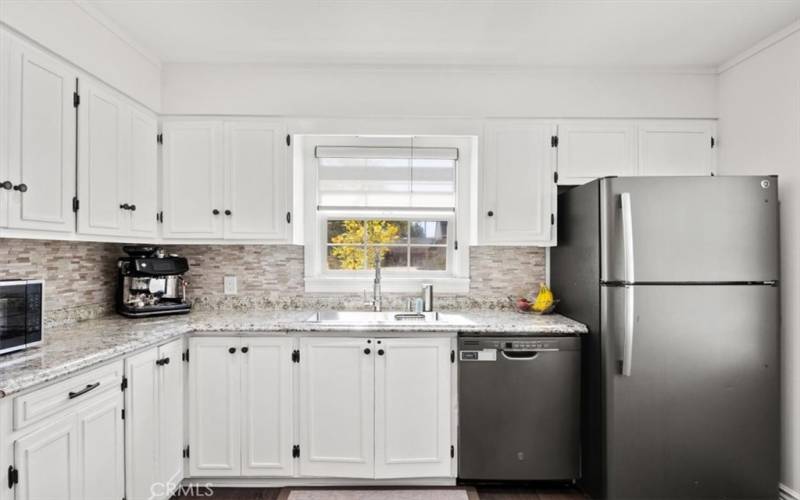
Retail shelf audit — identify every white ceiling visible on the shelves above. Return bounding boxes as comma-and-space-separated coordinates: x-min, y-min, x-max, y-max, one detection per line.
87, 0, 800, 69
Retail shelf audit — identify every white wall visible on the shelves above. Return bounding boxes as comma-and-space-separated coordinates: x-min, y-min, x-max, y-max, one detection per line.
718, 25, 800, 495
0, 0, 161, 111
162, 63, 717, 118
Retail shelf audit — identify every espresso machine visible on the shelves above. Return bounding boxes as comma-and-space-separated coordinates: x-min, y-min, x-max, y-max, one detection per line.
116, 246, 191, 317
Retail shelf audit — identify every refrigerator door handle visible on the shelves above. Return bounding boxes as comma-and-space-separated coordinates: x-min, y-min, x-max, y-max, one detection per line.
621, 285, 635, 376
620, 192, 635, 283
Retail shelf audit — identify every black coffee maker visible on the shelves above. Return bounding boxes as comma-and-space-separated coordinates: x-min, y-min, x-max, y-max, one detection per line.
116, 246, 191, 317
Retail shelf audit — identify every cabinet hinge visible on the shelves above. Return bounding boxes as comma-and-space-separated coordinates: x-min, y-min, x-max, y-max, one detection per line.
450, 445, 455, 458
454, 240, 458, 251
157, 211, 164, 224
157, 133, 163, 145
292, 445, 300, 458
450, 350, 455, 363
550, 135, 559, 148
183, 446, 190, 459
73, 91, 80, 108
553, 171, 559, 184
711, 136, 716, 148
286, 211, 292, 224
72, 197, 79, 212
7, 465, 18, 489
121, 408, 125, 420
286, 134, 291, 147
182, 349, 189, 362
120, 376, 128, 392
292, 350, 300, 363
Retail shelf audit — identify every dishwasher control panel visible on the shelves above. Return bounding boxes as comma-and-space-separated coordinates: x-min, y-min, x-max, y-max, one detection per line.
458, 336, 580, 361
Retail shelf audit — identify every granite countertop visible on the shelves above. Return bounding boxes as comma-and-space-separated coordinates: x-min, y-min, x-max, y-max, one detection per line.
0, 310, 587, 398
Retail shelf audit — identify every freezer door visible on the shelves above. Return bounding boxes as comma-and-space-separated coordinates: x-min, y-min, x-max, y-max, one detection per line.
601, 176, 779, 283
601, 284, 779, 500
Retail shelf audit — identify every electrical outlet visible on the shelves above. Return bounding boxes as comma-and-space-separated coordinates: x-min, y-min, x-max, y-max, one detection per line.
224, 276, 238, 295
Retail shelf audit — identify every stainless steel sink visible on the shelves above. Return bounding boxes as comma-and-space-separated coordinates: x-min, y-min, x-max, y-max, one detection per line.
306, 310, 441, 324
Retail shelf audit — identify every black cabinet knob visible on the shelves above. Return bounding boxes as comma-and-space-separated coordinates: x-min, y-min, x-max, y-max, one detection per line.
378, 349, 385, 356
163, 357, 169, 364
224, 209, 232, 216
0, 181, 11, 190
241, 346, 249, 353
213, 209, 220, 215
487, 210, 494, 217
120, 203, 130, 210
13, 183, 28, 193
228, 347, 236, 354
129, 204, 136, 211
364, 348, 371, 355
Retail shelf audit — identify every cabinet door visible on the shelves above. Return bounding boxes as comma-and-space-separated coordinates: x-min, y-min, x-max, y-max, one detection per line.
299, 337, 374, 478
188, 337, 240, 476
14, 415, 80, 500
128, 107, 159, 237
638, 120, 716, 176
77, 392, 125, 500
224, 120, 288, 240
241, 338, 294, 476
77, 81, 127, 236
125, 348, 159, 500
0, 30, 10, 228
557, 122, 637, 185
482, 120, 557, 245
162, 121, 224, 239
5, 36, 76, 232
158, 339, 185, 490
374, 338, 452, 478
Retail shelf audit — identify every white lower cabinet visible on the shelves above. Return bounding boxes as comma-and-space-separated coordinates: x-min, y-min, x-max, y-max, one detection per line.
125, 339, 184, 500
11, 363, 125, 500
188, 337, 294, 477
299, 337, 453, 479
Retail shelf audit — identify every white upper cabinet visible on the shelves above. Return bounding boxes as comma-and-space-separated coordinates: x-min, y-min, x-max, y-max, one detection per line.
3, 34, 76, 232
299, 337, 375, 478
224, 120, 288, 240
162, 119, 290, 242
556, 121, 637, 185
77, 80, 159, 238
374, 338, 452, 479
78, 82, 126, 236
638, 120, 716, 176
482, 120, 557, 246
162, 121, 225, 239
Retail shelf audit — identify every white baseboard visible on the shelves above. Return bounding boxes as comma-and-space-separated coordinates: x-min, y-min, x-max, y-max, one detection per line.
183, 477, 456, 488
780, 483, 800, 500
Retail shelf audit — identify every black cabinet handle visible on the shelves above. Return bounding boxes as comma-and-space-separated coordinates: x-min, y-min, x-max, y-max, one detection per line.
13, 183, 28, 193
487, 210, 494, 217
156, 357, 170, 366
364, 348, 371, 355
378, 349, 385, 356
286, 211, 291, 224
68, 382, 100, 399
229, 347, 236, 354
213, 209, 220, 215
224, 209, 232, 216
0, 181, 11, 190
241, 346, 249, 353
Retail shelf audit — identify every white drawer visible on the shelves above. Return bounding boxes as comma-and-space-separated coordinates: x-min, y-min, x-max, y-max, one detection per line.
14, 360, 124, 430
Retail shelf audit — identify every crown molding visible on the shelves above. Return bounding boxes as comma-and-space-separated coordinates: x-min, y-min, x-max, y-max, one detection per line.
718, 18, 800, 74
72, 0, 162, 70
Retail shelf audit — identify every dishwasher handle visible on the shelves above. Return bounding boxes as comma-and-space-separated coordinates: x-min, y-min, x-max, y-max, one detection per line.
501, 349, 558, 360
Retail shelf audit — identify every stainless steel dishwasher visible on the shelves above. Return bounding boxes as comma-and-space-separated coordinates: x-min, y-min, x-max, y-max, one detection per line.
458, 336, 581, 481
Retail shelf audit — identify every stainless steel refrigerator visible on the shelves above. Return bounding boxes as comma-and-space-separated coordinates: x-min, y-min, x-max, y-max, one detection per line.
551, 176, 780, 500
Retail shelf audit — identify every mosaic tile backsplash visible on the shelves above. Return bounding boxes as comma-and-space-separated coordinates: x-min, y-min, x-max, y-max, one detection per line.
1, 239, 546, 324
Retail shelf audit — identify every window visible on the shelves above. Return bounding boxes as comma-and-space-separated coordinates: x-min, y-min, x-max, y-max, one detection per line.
302, 135, 472, 293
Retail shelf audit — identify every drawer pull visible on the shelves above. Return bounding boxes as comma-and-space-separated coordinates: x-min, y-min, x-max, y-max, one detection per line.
68, 382, 100, 400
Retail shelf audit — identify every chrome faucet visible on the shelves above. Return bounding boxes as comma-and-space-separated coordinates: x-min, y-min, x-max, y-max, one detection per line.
365, 251, 383, 312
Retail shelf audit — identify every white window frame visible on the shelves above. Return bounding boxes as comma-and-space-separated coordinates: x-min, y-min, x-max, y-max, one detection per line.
303, 135, 472, 294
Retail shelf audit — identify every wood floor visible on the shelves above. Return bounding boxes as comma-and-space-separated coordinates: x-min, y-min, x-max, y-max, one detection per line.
173, 485, 587, 499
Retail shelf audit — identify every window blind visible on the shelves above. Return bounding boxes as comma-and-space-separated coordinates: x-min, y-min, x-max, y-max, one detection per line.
315, 146, 458, 210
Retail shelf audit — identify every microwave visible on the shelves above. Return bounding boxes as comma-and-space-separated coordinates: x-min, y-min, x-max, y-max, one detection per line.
0, 280, 43, 355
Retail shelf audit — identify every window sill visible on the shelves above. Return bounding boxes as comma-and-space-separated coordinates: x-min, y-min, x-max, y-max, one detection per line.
304, 276, 470, 294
